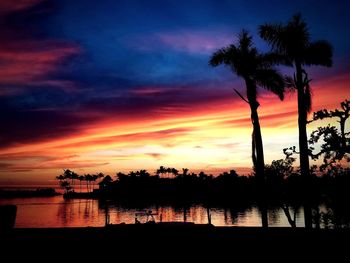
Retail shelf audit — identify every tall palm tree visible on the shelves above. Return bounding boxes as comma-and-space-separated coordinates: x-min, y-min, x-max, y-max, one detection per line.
210, 30, 285, 228
259, 14, 333, 228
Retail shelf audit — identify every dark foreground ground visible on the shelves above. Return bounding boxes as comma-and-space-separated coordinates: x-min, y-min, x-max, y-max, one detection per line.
1, 224, 349, 260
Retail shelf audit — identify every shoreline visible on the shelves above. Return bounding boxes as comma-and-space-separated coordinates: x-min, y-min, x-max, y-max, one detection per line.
0, 188, 60, 198
2, 224, 349, 255
4, 224, 350, 240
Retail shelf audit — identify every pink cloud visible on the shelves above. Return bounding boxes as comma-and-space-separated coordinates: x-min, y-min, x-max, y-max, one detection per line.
130, 87, 166, 96
0, 40, 80, 89
0, 0, 44, 14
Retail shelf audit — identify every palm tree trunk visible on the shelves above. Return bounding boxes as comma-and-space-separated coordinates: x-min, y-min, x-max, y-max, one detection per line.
252, 130, 257, 168
340, 117, 346, 150
251, 108, 265, 181
249, 98, 268, 228
296, 62, 312, 229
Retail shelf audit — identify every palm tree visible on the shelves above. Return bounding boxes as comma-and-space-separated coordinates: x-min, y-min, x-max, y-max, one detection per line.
166, 167, 172, 178
84, 174, 92, 193
56, 174, 64, 183
182, 168, 189, 177
91, 174, 99, 191
139, 170, 150, 178
157, 166, 166, 178
171, 168, 179, 178
259, 13, 333, 228
210, 30, 285, 228
78, 175, 84, 193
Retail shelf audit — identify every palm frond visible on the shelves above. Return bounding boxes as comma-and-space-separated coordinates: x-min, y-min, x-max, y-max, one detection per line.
259, 23, 284, 52
255, 69, 285, 100
284, 75, 297, 90
287, 13, 310, 49
233, 88, 249, 104
304, 83, 312, 113
303, 72, 313, 113
259, 52, 292, 67
209, 48, 228, 66
260, 13, 311, 61
303, 40, 333, 67
238, 29, 253, 50
209, 45, 238, 66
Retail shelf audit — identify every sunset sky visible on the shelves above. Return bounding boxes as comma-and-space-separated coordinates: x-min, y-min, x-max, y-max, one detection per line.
0, 0, 349, 185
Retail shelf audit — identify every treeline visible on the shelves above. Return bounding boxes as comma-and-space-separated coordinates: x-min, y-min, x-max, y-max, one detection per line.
56, 99, 350, 208
56, 169, 105, 194
56, 164, 350, 206
0, 188, 59, 198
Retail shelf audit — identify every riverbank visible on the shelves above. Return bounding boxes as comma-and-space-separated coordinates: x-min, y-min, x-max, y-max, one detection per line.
2, 224, 349, 257
0, 188, 60, 198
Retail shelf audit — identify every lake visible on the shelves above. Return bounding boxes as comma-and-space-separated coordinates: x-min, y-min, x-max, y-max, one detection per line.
0, 195, 313, 228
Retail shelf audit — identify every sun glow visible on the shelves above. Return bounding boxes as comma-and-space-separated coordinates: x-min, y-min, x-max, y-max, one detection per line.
1, 72, 349, 184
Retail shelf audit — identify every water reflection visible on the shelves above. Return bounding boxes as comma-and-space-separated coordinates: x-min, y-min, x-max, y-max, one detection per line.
0, 196, 349, 228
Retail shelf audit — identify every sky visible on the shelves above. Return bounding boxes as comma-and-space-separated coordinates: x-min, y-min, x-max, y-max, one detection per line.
0, 0, 349, 185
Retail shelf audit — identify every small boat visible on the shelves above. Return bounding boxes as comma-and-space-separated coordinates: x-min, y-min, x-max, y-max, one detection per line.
134, 210, 158, 224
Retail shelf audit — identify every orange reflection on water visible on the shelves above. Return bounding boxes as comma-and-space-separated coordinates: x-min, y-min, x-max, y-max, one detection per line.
0, 196, 308, 228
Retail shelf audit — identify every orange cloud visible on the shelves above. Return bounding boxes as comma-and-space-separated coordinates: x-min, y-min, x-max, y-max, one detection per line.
0, 72, 349, 184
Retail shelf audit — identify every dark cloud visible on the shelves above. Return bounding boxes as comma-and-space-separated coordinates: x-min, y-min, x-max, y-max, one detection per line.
146, 153, 165, 160
0, 103, 94, 147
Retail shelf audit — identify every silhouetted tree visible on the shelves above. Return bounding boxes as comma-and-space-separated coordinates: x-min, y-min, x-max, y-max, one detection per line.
182, 168, 189, 177
139, 170, 150, 178
116, 172, 127, 181
56, 171, 75, 194
210, 30, 285, 183
84, 174, 93, 193
171, 168, 179, 178
210, 30, 285, 227
59, 180, 72, 194
78, 175, 84, 193
56, 174, 64, 183
99, 175, 113, 189
259, 13, 333, 228
156, 166, 166, 178
309, 99, 350, 170
265, 155, 298, 228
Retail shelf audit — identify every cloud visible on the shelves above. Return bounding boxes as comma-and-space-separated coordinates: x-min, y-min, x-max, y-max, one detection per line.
146, 153, 166, 160
0, 81, 233, 149
130, 87, 168, 96
123, 29, 233, 55
52, 127, 193, 150
156, 30, 233, 54
0, 0, 45, 15
0, 163, 12, 169
0, 160, 109, 172
0, 0, 81, 95
0, 40, 80, 88
0, 106, 94, 148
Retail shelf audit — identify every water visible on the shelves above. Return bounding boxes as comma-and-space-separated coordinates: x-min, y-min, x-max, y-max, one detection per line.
0, 196, 310, 228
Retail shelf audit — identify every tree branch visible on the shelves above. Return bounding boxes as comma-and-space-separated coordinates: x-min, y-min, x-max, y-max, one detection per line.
233, 88, 249, 104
